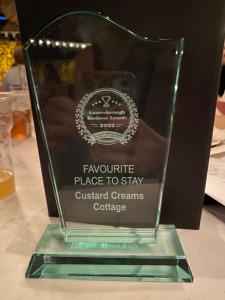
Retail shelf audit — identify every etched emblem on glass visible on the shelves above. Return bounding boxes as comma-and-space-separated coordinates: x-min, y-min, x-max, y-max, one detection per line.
75, 88, 139, 145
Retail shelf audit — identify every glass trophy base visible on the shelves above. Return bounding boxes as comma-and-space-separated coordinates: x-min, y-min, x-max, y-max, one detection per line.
26, 224, 193, 282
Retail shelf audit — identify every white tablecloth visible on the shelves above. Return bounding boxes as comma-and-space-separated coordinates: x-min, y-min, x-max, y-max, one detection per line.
0, 137, 225, 300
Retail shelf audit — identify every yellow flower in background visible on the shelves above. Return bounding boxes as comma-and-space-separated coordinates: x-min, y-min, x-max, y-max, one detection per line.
0, 41, 21, 82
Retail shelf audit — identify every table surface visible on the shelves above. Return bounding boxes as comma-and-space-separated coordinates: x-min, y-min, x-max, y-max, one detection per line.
0, 137, 225, 300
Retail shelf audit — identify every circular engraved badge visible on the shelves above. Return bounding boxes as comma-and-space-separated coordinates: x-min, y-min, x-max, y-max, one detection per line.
75, 88, 139, 145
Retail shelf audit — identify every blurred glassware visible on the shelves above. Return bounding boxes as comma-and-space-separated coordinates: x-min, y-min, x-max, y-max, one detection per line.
8, 86, 32, 145
217, 99, 225, 115
0, 94, 15, 200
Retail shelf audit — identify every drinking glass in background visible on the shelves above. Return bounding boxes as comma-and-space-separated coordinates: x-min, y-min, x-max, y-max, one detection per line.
212, 94, 225, 144
217, 96, 225, 116
0, 95, 15, 200
9, 86, 32, 145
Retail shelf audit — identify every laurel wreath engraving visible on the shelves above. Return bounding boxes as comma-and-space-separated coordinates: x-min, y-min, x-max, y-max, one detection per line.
75, 88, 139, 145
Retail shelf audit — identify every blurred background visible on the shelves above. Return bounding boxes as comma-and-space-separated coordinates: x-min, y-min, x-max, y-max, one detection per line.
0, 0, 20, 84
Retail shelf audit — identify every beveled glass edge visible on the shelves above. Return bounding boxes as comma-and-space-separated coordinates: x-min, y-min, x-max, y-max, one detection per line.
34, 224, 186, 257
155, 38, 184, 235
23, 51, 66, 230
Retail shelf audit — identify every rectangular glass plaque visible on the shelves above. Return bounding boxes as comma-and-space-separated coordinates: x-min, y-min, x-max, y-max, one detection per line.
23, 11, 193, 282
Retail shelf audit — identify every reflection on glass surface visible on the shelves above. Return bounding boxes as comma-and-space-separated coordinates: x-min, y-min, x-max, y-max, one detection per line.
24, 12, 183, 237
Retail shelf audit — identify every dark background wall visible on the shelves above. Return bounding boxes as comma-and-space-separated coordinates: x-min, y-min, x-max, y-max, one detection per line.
16, 0, 225, 229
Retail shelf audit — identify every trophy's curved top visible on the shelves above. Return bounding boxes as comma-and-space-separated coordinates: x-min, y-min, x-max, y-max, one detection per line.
24, 10, 184, 49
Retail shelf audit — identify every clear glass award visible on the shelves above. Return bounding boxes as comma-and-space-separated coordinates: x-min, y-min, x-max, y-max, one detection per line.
24, 11, 193, 282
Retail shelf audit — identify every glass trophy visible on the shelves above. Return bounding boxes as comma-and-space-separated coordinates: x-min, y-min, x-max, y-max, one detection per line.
24, 11, 193, 282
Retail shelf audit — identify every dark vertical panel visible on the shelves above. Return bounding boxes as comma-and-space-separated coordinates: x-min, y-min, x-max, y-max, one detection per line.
16, 0, 225, 228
